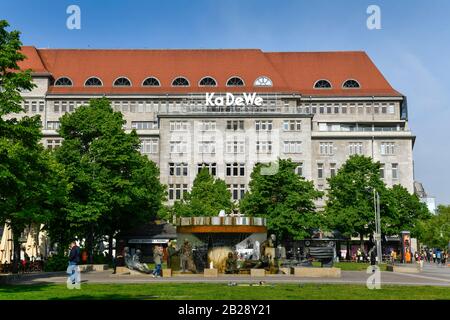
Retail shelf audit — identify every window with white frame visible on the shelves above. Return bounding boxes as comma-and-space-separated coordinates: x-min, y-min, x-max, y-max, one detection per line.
319, 142, 334, 155
168, 184, 188, 200
256, 141, 272, 153
197, 163, 217, 176
317, 163, 324, 179
46, 139, 62, 150
140, 138, 158, 154
169, 141, 187, 153
255, 120, 272, 131
226, 163, 245, 177
391, 163, 399, 180
283, 120, 301, 131
131, 121, 157, 130
169, 121, 188, 131
283, 141, 302, 154
227, 184, 246, 201
169, 162, 188, 176
349, 142, 363, 155
380, 142, 395, 155
379, 164, 385, 179
295, 162, 303, 177
226, 140, 245, 154
198, 141, 216, 154
330, 163, 337, 177
226, 120, 244, 131
46, 121, 61, 130
199, 120, 216, 131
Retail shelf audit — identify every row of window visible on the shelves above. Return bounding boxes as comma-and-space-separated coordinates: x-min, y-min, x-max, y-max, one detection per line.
169, 162, 246, 177
169, 120, 301, 132
53, 76, 361, 90
317, 162, 400, 180
167, 183, 245, 201
319, 142, 396, 156
298, 103, 395, 115
314, 79, 360, 89
54, 76, 272, 88
44, 121, 158, 131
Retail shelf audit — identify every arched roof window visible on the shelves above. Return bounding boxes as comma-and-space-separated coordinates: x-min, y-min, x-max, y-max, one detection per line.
54, 77, 73, 86
342, 79, 360, 88
254, 76, 273, 87
84, 77, 103, 86
142, 77, 160, 86
199, 77, 217, 87
226, 76, 244, 87
314, 79, 332, 89
113, 77, 131, 86
172, 77, 190, 86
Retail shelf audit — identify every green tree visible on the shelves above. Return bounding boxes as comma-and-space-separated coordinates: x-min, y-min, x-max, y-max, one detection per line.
384, 184, 431, 237
417, 205, 449, 249
240, 159, 323, 241
54, 98, 165, 261
171, 168, 233, 217
324, 155, 387, 249
0, 20, 69, 272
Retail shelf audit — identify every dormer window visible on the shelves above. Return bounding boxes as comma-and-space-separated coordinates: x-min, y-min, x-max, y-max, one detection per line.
343, 79, 360, 88
254, 76, 273, 87
113, 77, 131, 87
54, 77, 73, 86
142, 77, 160, 86
172, 77, 190, 86
84, 77, 103, 86
314, 79, 332, 89
226, 77, 244, 87
199, 77, 217, 87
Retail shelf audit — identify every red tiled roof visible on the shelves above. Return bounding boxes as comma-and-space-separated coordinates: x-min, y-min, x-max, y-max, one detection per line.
18, 46, 401, 97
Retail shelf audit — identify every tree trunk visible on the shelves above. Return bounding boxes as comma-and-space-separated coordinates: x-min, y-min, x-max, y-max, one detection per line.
108, 234, 113, 261
346, 241, 351, 260
11, 227, 21, 274
360, 234, 365, 252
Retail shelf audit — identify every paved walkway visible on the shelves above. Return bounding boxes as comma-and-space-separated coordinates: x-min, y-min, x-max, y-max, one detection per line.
8, 264, 450, 287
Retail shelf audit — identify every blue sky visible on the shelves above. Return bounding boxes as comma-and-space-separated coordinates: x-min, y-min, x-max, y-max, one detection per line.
1, 0, 449, 204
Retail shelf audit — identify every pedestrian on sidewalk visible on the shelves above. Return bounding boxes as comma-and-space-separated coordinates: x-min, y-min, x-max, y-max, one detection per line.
152, 245, 163, 278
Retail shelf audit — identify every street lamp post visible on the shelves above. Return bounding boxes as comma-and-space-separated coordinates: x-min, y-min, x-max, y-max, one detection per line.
373, 189, 382, 264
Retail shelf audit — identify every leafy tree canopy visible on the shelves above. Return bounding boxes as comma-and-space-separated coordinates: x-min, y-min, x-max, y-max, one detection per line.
240, 159, 323, 241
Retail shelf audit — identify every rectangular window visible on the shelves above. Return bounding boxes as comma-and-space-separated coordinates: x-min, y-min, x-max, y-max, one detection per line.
169, 121, 188, 131
319, 142, 334, 155
197, 163, 217, 176
199, 120, 216, 131
169, 163, 188, 176
169, 141, 187, 153
255, 120, 272, 131
46, 139, 62, 150
226, 163, 245, 177
168, 184, 188, 200
46, 121, 61, 130
198, 141, 216, 154
283, 141, 302, 154
348, 142, 363, 155
295, 162, 303, 177
131, 121, 157, 130
282, 120, 301, 131
392, 163, 399, 180
140, 138, 158, 154
380, 142, 395, 155
226, 120, 244, 131
380, 164, 385, 179
330, 163, 337, 178
227, 184, 246, 201
256, 141, 272, 153
226, 140, 245, 154
317, 163, 324, 179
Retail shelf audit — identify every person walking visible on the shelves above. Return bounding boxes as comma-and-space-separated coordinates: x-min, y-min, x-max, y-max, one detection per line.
152, 245, 163, 278
68, 241, 80, 285
436, 250, 442, 265
432, 250, 436, 263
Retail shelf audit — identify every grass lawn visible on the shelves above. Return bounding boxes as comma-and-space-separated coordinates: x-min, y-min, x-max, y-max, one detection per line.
0, 283, 448, 300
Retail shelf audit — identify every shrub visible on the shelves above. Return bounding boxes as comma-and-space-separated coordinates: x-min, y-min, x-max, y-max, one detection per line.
44, 253, 68, 272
